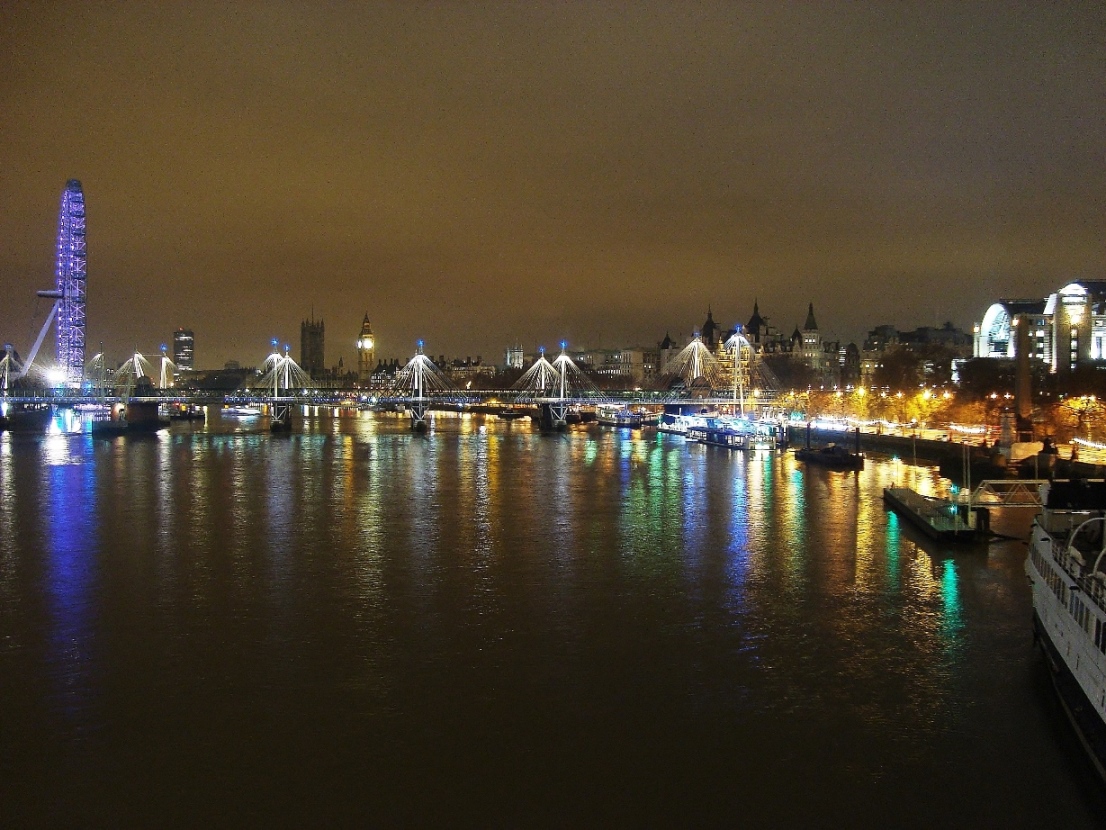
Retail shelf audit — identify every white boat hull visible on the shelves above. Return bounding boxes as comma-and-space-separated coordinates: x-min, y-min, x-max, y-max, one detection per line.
1026, 498, 1106, 780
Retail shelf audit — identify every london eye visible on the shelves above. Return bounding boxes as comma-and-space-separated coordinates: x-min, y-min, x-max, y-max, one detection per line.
53, 179, 87, 387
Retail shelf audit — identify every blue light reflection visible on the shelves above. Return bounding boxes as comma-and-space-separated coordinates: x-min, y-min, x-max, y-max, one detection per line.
42, 451, 99, 724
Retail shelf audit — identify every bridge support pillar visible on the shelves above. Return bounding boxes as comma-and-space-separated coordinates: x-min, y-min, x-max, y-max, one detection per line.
409, 398, 430, 432
537, 402, 568, 431
270, 399, 293, 433
547, 401, 569, 431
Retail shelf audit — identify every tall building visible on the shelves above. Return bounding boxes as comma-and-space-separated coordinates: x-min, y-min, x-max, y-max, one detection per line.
504, 344, 524, 370
800, 302, 825, 372
744, 299, 785, 352
700, 307, 720, 350
301, 316, 325, 378
357, 314, 375, 383
172, 327, 194, 371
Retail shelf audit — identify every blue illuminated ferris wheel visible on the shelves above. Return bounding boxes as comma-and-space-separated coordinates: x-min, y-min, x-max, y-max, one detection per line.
53, 180, 87, 387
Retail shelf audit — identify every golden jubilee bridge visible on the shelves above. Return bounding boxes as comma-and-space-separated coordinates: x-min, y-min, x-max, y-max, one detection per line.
2, 179, 779, 432
0, 335, 781, 433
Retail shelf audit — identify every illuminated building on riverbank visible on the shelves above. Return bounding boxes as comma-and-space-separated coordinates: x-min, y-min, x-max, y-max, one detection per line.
976, 280, 1106, 374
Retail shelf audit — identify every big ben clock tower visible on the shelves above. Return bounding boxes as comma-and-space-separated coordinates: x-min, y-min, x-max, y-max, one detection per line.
357, 314, 375, 384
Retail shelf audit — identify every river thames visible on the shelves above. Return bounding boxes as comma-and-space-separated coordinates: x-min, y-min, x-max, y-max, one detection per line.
2, 411, 1105, 826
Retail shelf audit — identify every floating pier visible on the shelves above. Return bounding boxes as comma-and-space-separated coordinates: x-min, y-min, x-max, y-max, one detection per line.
883, 487, 983, 543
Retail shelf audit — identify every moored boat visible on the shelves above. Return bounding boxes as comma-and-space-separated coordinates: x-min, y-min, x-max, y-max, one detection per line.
91, 412, 170, 438
795, 443, 864, 470
658, 413, 708, 436
91, 416, 130, 438
1026, 479, 1106, 781
167, 403, 205, 421
596, 404, 642, 428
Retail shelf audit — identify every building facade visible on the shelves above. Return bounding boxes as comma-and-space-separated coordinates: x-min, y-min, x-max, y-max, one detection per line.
975, 281, 1106, 374
504, 345, 525, 370
300, 316, 325, 379
445, 356, 496, 385
172, 328, 194, 372
859, 321, 972, 388
799, 303, 825, 373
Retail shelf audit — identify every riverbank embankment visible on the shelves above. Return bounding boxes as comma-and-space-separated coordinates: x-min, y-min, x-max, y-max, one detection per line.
786, 425, 1106, 482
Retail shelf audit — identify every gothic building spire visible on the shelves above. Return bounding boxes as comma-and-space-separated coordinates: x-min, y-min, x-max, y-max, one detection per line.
747, 298, 766, 336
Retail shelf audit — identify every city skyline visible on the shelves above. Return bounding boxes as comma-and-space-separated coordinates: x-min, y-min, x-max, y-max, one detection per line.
1, 3, 1103, 368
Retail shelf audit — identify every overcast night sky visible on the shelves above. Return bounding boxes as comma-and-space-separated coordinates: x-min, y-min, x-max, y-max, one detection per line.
1, 2, 1103, 369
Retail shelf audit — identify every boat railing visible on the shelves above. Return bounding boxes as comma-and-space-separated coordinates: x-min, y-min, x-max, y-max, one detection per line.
1054, 540, 1087, 579
1039, 508, 1104, 538
1080, 571, 1106, 612
1044, 511, 1106, 613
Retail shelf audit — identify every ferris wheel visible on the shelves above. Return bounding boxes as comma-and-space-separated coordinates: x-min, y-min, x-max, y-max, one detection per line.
53, 180, 87, 388
9, 180, 88, 389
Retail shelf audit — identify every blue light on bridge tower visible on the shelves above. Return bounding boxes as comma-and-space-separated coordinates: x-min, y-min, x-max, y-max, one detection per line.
54, 180, 87, 389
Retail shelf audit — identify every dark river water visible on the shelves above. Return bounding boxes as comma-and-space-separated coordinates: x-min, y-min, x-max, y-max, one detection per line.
2, 410, 1105, 827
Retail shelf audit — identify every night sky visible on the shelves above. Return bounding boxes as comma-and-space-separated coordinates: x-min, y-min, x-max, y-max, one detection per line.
1, 3, 1103, 370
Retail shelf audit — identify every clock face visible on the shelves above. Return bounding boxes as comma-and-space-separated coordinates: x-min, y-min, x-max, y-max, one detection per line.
360, 337, 374, 349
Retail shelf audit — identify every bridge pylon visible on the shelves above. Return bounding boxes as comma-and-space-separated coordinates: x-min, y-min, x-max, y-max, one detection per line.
528, 342, 597, 431
256, 340, 313, 432
393, 341, 451, 432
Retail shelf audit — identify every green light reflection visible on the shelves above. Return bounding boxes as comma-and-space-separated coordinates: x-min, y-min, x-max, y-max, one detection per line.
940, 558, 963, 647
885, 511, 901, 592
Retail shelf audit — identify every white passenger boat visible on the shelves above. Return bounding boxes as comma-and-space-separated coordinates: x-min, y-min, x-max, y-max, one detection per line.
1025, 479, 1106, 780
596, 404, 642, 428
658, 413, 709, 436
